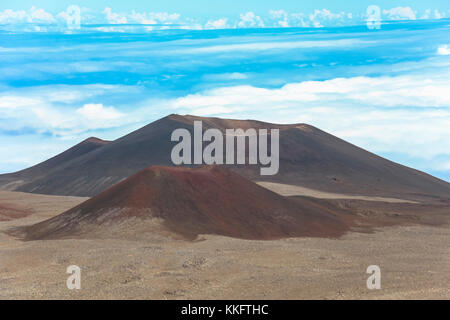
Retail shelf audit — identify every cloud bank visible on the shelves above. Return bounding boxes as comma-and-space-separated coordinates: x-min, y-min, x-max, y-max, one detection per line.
0, 6, 448, 32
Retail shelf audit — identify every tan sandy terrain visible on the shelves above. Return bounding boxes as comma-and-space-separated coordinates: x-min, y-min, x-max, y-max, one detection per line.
0, 190, 449, 300
257, 182, 418, 203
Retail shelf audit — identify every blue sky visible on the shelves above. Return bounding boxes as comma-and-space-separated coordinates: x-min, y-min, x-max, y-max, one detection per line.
0, 2, 449, 181
2, 1, 450, 16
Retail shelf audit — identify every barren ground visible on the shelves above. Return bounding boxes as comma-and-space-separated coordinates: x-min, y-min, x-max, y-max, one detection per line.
257, 182, 418, 203
0, 190, 448, 299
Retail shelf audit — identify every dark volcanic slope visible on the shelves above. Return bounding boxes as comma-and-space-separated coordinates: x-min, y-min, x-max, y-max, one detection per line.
0, 137, 109, 190
1, 114, 449, 201
22, 166, 348, 240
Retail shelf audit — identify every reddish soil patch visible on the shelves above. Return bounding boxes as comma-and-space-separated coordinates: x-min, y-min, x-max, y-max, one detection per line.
0, 204, 33, 221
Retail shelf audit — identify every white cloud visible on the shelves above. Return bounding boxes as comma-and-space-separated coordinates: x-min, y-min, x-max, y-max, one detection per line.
0, 9, 28, 23
148, 12, 180, 23
289, 13, 309, 27
185, 38, 363, 54
269, 10, 289, 27
129, 10, 157, 25
76, 103, 122, 121
203, 73, 249, 82
0, 7, 55, 24
0, 85, 130, 136
225, 72, 247, 80
420, 9, 444, 19
0, 96, 40, 109
30, 6, 55, 23
308, 9, 347, 27
205, 18, 228, 29
268, 9, 352, 29
237, 12, 265, 28
128, 11, 181, 27
103, 7, 127, 24
436, 161, 450, 171
437, 45, 450, 55
433, 9, 444, 19
191, 105, 235, 116
171, 74, 450, 109
422, 9, 432, 19
383, 7, 416, 20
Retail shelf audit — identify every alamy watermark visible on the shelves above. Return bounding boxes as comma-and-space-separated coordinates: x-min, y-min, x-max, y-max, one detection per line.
63, 5, 81, 30
66, 265, 81, 290
171, 121, 279, 175
366, 5, 381, 29
366, 265, 381, 289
